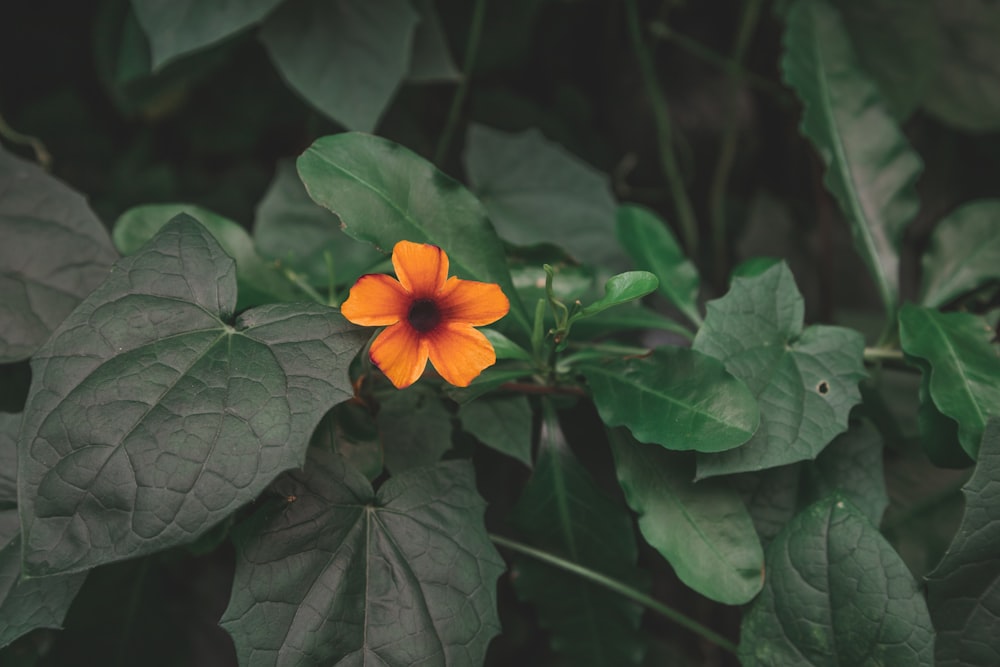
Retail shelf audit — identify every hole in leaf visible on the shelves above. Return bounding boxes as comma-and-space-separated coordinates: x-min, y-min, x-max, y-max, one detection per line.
817, 381, 830, 395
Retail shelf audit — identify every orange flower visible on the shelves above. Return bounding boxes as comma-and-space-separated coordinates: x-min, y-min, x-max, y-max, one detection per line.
340, 240, 510, 389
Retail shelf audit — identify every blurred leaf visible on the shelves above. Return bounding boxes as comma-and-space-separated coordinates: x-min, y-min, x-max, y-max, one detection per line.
834, 0, 941, 119
571, 304, 695, 342
458, 394, 533, 467
376, 386, 453, 473
310, 403, 383, 481
609, 430, 764, 605
129, 0, 284, 69
731, 464, 801, 548
407, 0, 460, 82
253, 160, 383, 289
113, 205, 301, 309
297, 132, 530, 334
0, 146, 117, 362
464, 124, 628, 269
260, 0, 419, 132
510, 405, 647, 666
0, 510, 87, 649
616, 205, 701, 325
694, 264, 866, 477
803, 419, 888, 525
739, 496, 934, 666
899, 305, 1000, 459
922, 0, 1000, 132
926, 419, 1000, 666
222, 451, 503, 665
0, 413, 18, 505
921, 200, 1000, 308
731, 256, 781, 280
581, 347, 759, 453
781, 0, 922, 317
17, 217, 366, 576
480, 328, 533, 362
575, 271, 658, 321
444, 367, 531, 404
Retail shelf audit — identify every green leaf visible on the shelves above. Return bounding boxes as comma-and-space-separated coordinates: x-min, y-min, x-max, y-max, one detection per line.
803, 419, 888, 526
444, 367, 531, 404
260, 0, 419, 132
17, 216, 367, 576
297, 132, 530, 334
739, 496, 935, 666
921, 200, 1000, 308
464, 124, 629, 269
254, 159, 384, 290
458, 394, 533, 467
694, 264, 866, 478
581, 347, 759, 453
615, 204, 701, 325
921, 0, 1000, 133
781, 0, 922, 317
0, 412, 19, 505
407, 0, 460, 82
0, 146, 117, 363
731, 464, 801, 548
376, 386, 453, 473
221, 451, 503, 665
480, 328, 533, 362
926, 419, 1000, 666
899, 304, 1000, 459
309, 403, 383, 481
510, 406, 647, 666
113, 204, 301, 310
570, 304, 694, 342
609, 430, 763, 605
574, 271, 658, 321
129, 0, 284, 69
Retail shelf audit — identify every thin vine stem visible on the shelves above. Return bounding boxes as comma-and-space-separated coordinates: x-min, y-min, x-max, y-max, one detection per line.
433, 0, 487, 166
624, 0, 699, 255
0, 111, 52, 168
490, 533, 739, 655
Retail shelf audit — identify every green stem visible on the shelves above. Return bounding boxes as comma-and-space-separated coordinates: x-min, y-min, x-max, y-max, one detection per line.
0, 111, 51, 168
282, 268, 326, 305
624, 0, 699, 255
433, 0, 487, 166
707, 0, 764, 287
490, 533, 739, 655
863, 346, 904, 364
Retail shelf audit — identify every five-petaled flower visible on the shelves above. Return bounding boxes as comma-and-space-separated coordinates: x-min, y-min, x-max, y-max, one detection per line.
340, 240, 510, 389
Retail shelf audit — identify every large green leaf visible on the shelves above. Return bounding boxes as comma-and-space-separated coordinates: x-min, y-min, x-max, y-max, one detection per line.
581, 347, 759, 453
253, 159, 383, 289
739, 496, 935, 666
297, 132, 530, 334
920, 200, 1000, 308
926, 419, 1000, 666
129, 0, 284, 69
921, 0, 1000, 133
609, 430, 763, 605
0, 510, 87, 648
260, 0, 419, 132
0, 412, 18, 505
464, 124, 629, 269
17, 216, 367, 576
781, 0, 922, 317
615, 204, 701, 326
899, 304, 1000, 459
221, 451, 503, 666
407, 0, 460, 82
694, 264, 866, 478
0, 146, 117, 363
113, 203, 301, 310
803, 419, 888, 526
458, 394, 533, 467
509, 406, 647, 666
376, 386, 454, 473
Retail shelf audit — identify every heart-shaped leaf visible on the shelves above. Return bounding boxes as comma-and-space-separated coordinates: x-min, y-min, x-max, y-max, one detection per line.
221, 451, 503, 666
17, 216, 367, 576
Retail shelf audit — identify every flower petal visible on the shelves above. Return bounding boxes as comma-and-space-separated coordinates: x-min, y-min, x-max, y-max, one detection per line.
370, 322, 430, 389
340, 273, 410, 326
426, 323, 497, 387
392, 240, 448, 297
437, 277, 510, 326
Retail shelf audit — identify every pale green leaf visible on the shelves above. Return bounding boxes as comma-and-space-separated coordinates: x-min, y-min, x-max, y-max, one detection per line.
921, 200, 1000, 308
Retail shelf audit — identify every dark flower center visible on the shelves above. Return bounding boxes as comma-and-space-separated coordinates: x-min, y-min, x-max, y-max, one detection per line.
408, 298, 441, 333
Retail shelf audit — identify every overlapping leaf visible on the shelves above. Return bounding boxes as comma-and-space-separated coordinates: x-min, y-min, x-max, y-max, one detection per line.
920, 200, 1000, 308
609, 430, 763, 605
926, 419, 1000, 666
407, 0, 460, 82
782, 0, 922, 316
0, 413, 18, 505
0, 146, 117, 362
376, 386, 453, 473
221, 451, 503, 666
509, 407, 647, 666
17, 216, 367, 576
899, 304, 1000, 459
297, 132, 530, 333
739, 496, 935, 666
694, 264, 866, 478
458, 394, 533, 467
803, 419, 888, 525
